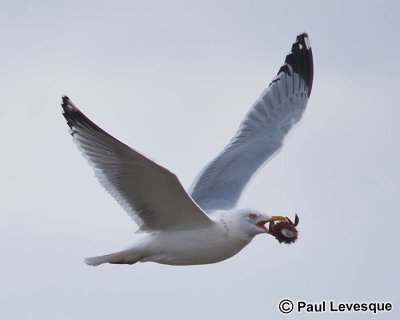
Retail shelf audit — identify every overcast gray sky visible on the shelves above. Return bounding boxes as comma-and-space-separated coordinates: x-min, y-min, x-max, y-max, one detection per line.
1, 1, 399, 319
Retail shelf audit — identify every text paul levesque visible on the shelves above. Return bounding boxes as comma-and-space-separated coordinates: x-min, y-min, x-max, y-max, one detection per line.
297, 300, 392, 314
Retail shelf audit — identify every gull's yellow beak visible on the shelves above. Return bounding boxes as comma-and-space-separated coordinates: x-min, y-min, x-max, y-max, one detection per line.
256, 216, 287, 233
266, 216, 287, 223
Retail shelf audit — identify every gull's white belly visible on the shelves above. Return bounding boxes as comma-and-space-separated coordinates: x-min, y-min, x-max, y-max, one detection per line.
139, 225, 252, 265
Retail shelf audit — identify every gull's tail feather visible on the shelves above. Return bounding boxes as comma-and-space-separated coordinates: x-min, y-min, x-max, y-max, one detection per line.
85, 250, 141, 266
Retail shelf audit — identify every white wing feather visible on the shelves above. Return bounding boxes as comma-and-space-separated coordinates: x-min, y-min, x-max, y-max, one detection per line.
62, 97, 213, 232
190, 33, 314, 211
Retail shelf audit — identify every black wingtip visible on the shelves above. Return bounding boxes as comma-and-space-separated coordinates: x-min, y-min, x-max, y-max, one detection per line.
61, 95, 81, 133
61, 95, 112, 139
279, 32, 314, 97
62, 95, 69, 103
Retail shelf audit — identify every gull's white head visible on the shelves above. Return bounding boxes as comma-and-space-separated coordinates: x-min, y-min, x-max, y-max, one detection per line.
232, 209, 287, 237
225, 209, 299, 244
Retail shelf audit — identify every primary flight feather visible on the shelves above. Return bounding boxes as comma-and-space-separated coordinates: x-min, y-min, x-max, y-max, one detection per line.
61, 33, 313, 266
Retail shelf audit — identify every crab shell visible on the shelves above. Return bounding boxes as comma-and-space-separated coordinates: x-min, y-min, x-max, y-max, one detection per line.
269, 214, 299, 244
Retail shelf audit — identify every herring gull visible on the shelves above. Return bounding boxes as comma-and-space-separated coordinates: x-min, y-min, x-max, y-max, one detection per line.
61, 33, 313, 266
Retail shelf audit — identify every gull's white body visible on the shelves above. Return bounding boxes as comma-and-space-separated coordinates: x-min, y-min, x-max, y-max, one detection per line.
62, 33, 313, 266
96, 211, 252, 266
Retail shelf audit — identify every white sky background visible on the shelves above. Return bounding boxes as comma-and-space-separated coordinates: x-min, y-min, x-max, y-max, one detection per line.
1, 1, 399, 319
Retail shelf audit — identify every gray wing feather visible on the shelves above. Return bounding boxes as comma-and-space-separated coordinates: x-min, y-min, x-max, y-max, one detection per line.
62, 97, 212, 232
190, 33, 313, 211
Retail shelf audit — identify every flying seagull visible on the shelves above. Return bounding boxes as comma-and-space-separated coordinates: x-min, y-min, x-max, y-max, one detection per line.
61, 33, 313, 266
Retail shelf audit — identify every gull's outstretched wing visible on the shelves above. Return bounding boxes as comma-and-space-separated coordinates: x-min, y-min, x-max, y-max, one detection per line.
62, 96, 213, 232
190, 33, 313, 211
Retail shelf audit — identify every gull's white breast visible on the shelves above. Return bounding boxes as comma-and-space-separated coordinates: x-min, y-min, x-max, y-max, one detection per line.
138, 221, 252, 265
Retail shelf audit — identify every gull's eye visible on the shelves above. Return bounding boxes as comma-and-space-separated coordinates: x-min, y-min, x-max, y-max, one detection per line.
248, 213, 257, 220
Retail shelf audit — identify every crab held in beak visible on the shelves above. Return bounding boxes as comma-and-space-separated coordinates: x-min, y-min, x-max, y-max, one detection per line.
257, 214, 299, 244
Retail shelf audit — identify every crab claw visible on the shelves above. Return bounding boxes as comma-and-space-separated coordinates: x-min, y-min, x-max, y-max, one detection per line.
286, 214, 299, 226
294, 214, 299, 226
